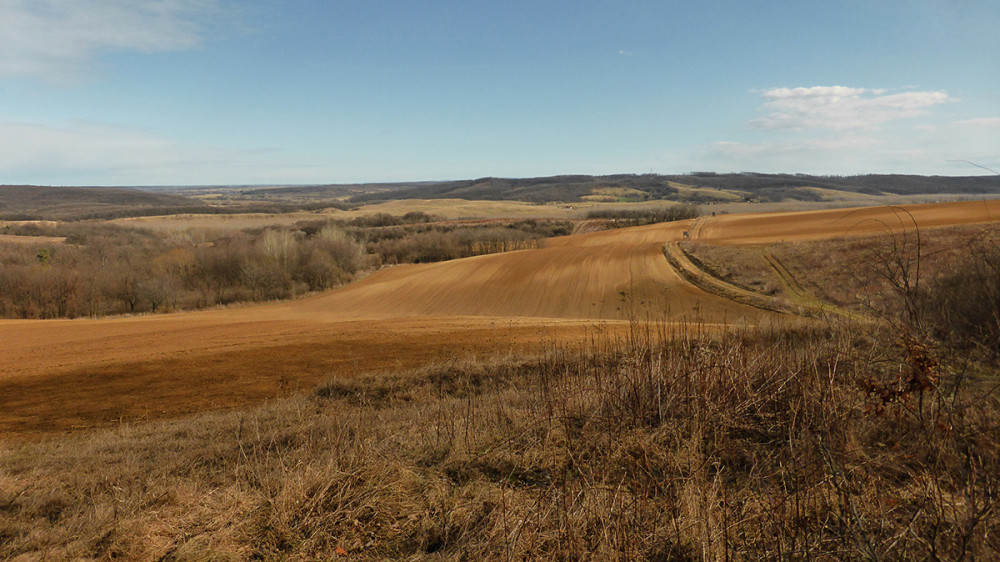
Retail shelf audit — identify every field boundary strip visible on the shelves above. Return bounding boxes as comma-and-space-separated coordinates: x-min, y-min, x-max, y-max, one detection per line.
760, 251, 862, 320
661, 242, 804, 316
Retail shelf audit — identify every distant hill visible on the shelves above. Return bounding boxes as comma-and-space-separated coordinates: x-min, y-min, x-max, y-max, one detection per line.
5, 174, 1000, 220
244, 173, 1000, 205
672, 173, 1000, 198
0, 185, 208, 220
0, 185, 348, 220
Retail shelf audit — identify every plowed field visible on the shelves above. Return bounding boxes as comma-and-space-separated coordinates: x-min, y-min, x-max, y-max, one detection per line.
3, 200, 998, 440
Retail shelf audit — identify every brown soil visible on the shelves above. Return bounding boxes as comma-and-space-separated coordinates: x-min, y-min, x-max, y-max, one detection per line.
2, 200, 998, 441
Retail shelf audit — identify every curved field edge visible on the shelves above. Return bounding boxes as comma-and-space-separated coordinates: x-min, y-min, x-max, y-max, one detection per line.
662, 241, 796, 315
664, 240, 856, 319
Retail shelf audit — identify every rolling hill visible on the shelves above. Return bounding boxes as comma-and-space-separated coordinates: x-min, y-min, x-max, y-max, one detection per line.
236, 173, 1000, 205
2, 199, 999, 440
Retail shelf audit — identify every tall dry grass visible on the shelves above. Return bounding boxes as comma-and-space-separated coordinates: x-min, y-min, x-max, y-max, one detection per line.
2, 317, 997, 560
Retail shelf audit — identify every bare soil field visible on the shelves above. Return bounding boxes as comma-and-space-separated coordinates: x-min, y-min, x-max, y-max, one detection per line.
2, 200, 999, 441
0, 316, 607, 440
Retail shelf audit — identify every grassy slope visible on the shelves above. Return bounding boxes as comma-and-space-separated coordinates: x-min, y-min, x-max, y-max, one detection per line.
3, 202, 1000, 559
2, 321, 997, 559
684, 221, 1000, 315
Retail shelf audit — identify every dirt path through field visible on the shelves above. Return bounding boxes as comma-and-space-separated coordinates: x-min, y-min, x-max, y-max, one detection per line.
662, 242, 790, 314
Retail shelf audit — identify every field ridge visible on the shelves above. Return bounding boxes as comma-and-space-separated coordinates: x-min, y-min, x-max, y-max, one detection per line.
661, 242, 796, 315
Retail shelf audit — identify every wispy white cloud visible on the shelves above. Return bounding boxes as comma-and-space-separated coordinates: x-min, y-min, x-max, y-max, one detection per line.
709, 134, 881, 158
749, 86, 951, 131
0, 119, 305, 185
0, 0, 218, 83
955, 117, 1000, 130
673, 85, 999, 175
685, 128, 997, 175
697, 134, 888, 173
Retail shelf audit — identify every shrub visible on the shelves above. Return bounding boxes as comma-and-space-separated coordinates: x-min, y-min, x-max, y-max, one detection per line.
585, 204, 700, 227
921, 234, 1000, 357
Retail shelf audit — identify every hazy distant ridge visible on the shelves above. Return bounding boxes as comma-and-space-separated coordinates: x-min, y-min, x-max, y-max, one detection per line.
311, 173, 1000, 204
4, 173, 1000, 220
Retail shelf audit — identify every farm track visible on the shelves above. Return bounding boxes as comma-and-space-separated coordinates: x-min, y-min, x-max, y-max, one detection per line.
662, 242, 793, 315
761, 252, 809, 300
761, 252, 853, 318
686, 215, 710, 240
3, 199, 1000, 441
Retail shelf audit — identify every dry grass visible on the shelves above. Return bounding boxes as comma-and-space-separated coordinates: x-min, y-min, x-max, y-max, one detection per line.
0, 235, 66, 246
5, 205, 1000, 559
684, 222, 1000, 314
3, 318, 998, 560
111, 212, 328, 232
109, 200, 580, 232
705, 193, 1000, 215
681, 243, 784, 297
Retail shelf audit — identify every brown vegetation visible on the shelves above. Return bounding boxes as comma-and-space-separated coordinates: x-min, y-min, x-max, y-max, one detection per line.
339, 173, 1000, 205
584, 204, 701, 229
2, 202, 998, 439
2, 317, 998, 559
342, 215, 572, 265
0, 185, 356, 221
685, 219, 1000, 326
0, 222, 365, 318
3, 200, 1000, 559
0, 216, 573, 318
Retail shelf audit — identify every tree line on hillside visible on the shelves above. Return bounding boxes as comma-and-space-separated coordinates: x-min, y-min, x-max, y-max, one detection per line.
338, 215, 572, 264
0, 223, 365, 318
340, 173, 1000, 205
0, 185, 352, 221
0, 216, 574, 318
9, 174, 999, 222
584, 205, 700, 227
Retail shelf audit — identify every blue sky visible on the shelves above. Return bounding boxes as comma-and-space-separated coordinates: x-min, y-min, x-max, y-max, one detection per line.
1, 0, 997, 185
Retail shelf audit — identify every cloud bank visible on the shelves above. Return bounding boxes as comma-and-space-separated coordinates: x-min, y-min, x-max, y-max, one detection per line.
0, 0, 217, 82
749, 86, 951, 131
0, 119, 302, 185
675, 85, 996, 175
